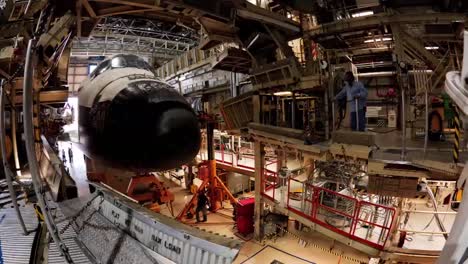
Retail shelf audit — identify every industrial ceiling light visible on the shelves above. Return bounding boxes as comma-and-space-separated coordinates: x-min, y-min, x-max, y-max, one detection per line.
246, 33, 260, 49
274, 91, 292, 96
352, 11, 374, 18
364, 37, 392, 43
425, 46, 440, 50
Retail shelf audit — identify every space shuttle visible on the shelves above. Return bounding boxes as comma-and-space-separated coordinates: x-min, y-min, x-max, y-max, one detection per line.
77, 54, 201, 171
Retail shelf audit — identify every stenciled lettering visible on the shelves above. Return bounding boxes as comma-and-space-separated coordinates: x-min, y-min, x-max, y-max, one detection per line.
164, 241, 181, 255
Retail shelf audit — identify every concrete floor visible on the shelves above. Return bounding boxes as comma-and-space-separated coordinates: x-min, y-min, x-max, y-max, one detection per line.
58, 141, 90, 198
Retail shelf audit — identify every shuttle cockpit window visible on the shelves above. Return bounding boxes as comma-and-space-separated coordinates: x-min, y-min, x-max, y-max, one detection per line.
89, 55, 155, 80
109, 54, 155, 73
89, 59, 110, 79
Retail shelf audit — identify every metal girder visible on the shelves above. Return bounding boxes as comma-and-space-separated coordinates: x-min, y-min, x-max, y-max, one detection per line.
70, 16, 199, 62
307, 12, 466, 38
93, 16, 199, 45
71, 34, 187, 60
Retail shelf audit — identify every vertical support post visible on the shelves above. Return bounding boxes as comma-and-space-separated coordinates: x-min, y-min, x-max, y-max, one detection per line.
291, 92, 296, 129
23, 39, 72, 263
355, 98, 359, 131
401, 87, 406, 160
281, 98, 286, 124
453, 106, 461, 163
268, 96, 272, 125
0, 81, 27, 235
9, 82, 20, 176
252, 94, 261, 123
206, 121, 219, 211
424, 88, 429, 155
325, 88, 330, 139
389, 198, 403, 247
276, 96, 280, 126
331, 100, 336, 133
276, 149, 286, 207
254, 141, 265, 241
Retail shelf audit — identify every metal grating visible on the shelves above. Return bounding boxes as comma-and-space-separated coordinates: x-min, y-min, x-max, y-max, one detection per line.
0, 204, 38, 264
47, 203, 92, 264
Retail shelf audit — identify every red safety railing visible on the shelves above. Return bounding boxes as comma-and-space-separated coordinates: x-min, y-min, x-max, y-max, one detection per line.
281, 178, 395, 250
211, 141, 394, 250
262, 169, 278, 201
213, 142, 277, 173
215, 143, 234, 165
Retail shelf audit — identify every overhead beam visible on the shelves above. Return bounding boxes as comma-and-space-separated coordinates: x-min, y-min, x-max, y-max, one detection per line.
307, 13, 466, 38
96, 5, 133, 16
15, 90, 69, 105
88, 0, 162, 10
90, 32, 192, 49
97, 7, 160, 17
82, 0, 97, 18
335, 47, 392, 57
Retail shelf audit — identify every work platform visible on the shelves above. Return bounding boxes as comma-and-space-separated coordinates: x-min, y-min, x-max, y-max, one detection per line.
239, 123, 462, 262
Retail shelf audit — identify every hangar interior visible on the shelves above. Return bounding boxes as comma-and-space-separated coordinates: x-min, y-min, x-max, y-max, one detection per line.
0, 0, 467, 263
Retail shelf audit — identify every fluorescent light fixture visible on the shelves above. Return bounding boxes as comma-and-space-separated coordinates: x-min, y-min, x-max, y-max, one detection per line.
364, 37, 392, 43
247, 33, 260, 49
274, 91, 292, 96
352, 11, 374, 18
425, 46, 439, 50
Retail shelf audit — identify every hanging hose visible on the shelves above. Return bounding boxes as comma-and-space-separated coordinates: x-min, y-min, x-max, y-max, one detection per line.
336, 98, 346, 129
422, 183, 449, 240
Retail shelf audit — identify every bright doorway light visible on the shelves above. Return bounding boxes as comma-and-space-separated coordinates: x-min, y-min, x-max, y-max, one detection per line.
364, 37, 392, 43
352, 11, 374, 18
274, 91, 292, 96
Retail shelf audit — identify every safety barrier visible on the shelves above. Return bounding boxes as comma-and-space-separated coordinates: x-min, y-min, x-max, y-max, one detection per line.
262, 169, 279, 202
282, 177, 395, 250
213, 142, 277, 173
215, 144, 234, 165
211, 143, 394, 249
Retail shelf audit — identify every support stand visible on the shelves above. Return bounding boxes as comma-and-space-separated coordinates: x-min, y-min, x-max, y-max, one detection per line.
177, 119, 238, 221
126, 173, 175, 215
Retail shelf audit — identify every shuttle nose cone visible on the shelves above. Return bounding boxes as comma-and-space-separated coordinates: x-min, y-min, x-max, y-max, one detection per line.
154, 107, 201, 169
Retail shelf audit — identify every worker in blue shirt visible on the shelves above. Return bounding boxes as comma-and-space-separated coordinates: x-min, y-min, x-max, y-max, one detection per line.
335, 72, 368, 131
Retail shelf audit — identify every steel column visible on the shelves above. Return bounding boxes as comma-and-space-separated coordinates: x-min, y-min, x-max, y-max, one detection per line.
23, 39, 73, 263
0, 80, 28, 235
401, 86, 406, 160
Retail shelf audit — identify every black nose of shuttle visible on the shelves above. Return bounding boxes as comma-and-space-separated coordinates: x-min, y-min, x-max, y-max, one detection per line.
92, 80, 201, 170
152, 107, 201, 169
